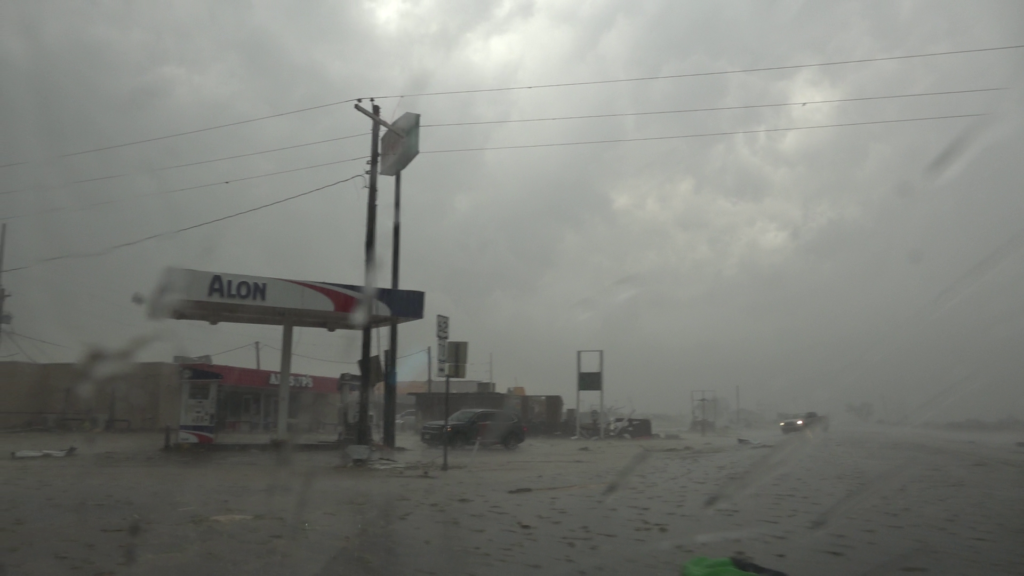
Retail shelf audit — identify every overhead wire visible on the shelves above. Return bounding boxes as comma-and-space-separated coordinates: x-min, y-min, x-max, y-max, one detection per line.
3, 330, 71, 349
0, 112, 985, 273
422, 113, 985, 155
1, 174, 365, 274
261, 343, 359, 365
364, 44, 1024, 101
0, 133, 369, 197
3, 333, 38, 363
1, 86, 999, 200
259, 345, 429, 366
1, 155, 369, 222
1, 43, 1019, 167
421, 87, 1005, 128
209, 342, 257, 357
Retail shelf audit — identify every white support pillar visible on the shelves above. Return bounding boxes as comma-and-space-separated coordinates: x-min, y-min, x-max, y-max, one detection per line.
276, 322, 294, 440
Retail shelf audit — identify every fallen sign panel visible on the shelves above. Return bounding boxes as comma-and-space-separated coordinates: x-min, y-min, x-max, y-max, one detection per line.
149, 267, 425, 330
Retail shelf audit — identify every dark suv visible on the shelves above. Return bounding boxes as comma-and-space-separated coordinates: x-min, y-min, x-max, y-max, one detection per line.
421, 409, 526, 449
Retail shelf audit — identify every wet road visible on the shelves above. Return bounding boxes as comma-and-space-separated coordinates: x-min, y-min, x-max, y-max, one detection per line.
1, 426, 1022, 575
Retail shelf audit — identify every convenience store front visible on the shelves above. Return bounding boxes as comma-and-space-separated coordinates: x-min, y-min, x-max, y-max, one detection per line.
181, 363, 340, 438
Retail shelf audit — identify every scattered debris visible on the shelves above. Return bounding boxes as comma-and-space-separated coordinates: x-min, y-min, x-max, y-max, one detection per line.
737, 438, 772, 448
682, 555, 788, 576
578, 446, 591, 451
11, 446, 77, 459
209, 515, 253, 523
509, 488, 533, 494
602, 451, 651, 497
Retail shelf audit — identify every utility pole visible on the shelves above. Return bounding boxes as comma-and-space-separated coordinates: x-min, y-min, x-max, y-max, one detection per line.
255, 341, 261, 370
356, 101, 383, 447
489, 352, 493, 385
0, 223, 6, 356
355, 102, 415, 448
442, 368, 451, 471
735, 385, 740, 429
383, 171, 402, 448
427, 345, 433, 393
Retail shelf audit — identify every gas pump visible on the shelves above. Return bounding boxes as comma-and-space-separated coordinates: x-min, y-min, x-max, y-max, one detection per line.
179, 380, 218, 443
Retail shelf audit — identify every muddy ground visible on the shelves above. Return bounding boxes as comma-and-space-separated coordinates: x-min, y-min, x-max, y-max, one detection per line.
1, 425, 1022, 575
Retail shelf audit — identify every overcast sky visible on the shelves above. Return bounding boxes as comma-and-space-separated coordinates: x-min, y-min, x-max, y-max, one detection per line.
2, 1, 1023, 420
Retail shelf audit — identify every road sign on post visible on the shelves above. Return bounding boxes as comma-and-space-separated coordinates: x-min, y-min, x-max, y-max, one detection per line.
436, 315, 448, 378
380, 113, 420, 177
446, 341, 468, 379
576, 350, 605, 439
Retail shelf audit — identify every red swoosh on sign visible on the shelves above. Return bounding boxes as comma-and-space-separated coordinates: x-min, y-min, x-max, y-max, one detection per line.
290, 281, 359, 313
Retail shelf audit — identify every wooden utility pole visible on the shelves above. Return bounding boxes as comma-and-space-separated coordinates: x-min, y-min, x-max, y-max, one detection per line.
356, 101, 383, 446
0, 223, 7, 355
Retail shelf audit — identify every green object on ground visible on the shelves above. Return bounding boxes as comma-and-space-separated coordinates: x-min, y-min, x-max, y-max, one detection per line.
682, 557, 757, 576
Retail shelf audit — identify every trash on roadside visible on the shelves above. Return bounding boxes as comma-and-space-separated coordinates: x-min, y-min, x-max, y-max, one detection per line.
682, 556, 788, 576
11, 446, 77, 459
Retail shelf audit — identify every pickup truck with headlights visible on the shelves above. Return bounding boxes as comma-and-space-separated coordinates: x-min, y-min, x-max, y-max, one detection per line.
779, 411, 829, 434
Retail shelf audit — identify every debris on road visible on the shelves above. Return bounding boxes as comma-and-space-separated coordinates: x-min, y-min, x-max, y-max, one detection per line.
209, 515, 254, 523
11, 446, 77, 459
682, 556, 788, 576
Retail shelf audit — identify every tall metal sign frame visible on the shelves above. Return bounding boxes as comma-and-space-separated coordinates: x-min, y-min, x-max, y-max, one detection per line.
576, 350, 605, 439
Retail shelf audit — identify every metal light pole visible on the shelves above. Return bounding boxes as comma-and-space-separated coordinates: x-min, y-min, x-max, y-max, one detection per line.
383, 171, 402, 448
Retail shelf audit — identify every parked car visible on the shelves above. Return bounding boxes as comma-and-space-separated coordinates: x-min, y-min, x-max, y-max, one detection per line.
421, 409, 526, 449
779, 411, 829, 434
396, 409, 417, 432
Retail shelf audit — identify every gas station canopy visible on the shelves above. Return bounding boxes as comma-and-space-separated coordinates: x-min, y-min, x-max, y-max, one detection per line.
148, 267, 424, 330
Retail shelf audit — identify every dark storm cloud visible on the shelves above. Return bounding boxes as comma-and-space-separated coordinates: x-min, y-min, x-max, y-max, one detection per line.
1, 0, 1023, 419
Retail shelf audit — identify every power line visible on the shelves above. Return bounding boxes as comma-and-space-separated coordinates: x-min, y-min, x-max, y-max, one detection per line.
1, 43, 1018, 167
421, 113, 984, 155
1, 174, 364, 274
422, 87, 1005, 128
261, 345, 429, 365
365, 44, 1024, 100
209, 342, 256, 357
4, 87, 995, 200
45, 100, 364, 163
261, 343, 359, 365
4, 112, 987, 272
0, 133, 369, 197
3, 333, 37, 363
4, 330, 71, 349
2, 155, 369, 222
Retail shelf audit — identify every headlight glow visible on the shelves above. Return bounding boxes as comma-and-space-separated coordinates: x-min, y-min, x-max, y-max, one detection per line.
797, 420, 803, 424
